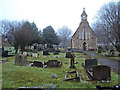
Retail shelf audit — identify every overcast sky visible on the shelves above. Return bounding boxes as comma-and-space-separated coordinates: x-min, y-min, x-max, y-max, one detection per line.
0, 0, 118, 33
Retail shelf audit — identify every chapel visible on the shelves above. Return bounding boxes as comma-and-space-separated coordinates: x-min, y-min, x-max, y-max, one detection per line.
72, 8, 97, 50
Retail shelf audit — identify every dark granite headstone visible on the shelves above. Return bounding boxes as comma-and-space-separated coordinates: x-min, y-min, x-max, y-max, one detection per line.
43, 50, 50, 55
45, 60, 62, 67
98, 46, 102, 53
31, 61, 43, 67
65, 52, 71, 58
85, 59, 98, 70
93, 65, 111, 81
2, 50, 8, 57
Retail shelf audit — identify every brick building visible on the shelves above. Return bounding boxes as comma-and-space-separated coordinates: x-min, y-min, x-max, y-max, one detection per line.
72, 8, 97, 50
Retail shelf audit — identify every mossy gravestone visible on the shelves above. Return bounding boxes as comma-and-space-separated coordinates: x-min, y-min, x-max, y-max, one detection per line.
15, 54, 28, 66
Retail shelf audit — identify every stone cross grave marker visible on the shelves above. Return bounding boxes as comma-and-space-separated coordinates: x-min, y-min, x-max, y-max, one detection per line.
69, 54, 76, 68
93, 65, 111, 81
85, 59, 98, 70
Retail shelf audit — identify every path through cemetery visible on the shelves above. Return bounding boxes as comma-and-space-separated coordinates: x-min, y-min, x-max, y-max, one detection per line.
84, 51, 120, 74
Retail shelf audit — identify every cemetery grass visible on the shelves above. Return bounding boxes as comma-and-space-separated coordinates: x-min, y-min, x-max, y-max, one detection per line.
1, 50, 120, 88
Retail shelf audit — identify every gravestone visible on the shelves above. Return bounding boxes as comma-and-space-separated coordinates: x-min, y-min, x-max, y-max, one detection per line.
15, 54, 28, 66
109, 49, 115, 56
54, 50, 59, 55
72, 48, 77, 52
43, 50, 50, 55
65, 52, 71, 58
32, 53, 38, 58
69, 54, 76, 68
23, 52, 27, 56
79, 49, 83, 53
118, 54, 120, 57
45, 60, 62, 67
64, 48, 68, 53
98, 46, 102, 53
31, 61, 43, 67
83, 59, 98, 70
93, 65, 111, 81
2, 50, 8, 57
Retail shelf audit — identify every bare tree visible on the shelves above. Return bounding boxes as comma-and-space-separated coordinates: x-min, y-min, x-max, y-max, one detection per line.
94, 1, 120, 52
57, 26, 72, 48
92, 23, 110, 48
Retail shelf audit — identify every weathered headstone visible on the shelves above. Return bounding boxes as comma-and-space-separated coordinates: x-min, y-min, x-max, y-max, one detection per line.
83, 59, 98, 70
69, 54, 76, 68
65, 52, 71, 58
43, 50, 50, 55
15, 54, 28, 66
31, 61, 43, 67
93, 65, 111, 81
72, 48, 77, 52
45, 60, 62, 67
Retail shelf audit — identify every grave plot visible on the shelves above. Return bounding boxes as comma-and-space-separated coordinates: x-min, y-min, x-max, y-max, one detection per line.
82, 59, 98, 71
64, 68, 81, 82
64, 54, 81, 82
44, 60, 62, 68
86, 65, 111, 82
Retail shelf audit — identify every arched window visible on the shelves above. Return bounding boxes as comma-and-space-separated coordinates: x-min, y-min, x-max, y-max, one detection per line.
84, 30, 86, 40
80, 32, 82, 39
87, 32, 89, 40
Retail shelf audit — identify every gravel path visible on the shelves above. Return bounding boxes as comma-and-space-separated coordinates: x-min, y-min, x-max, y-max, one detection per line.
84, 51, 120, 74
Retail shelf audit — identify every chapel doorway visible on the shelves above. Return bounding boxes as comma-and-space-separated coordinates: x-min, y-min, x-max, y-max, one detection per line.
83, 42, 87, 50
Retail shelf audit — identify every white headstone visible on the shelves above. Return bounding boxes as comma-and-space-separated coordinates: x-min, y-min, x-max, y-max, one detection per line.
32, 53, 38, 58
23, 52, 27, 56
